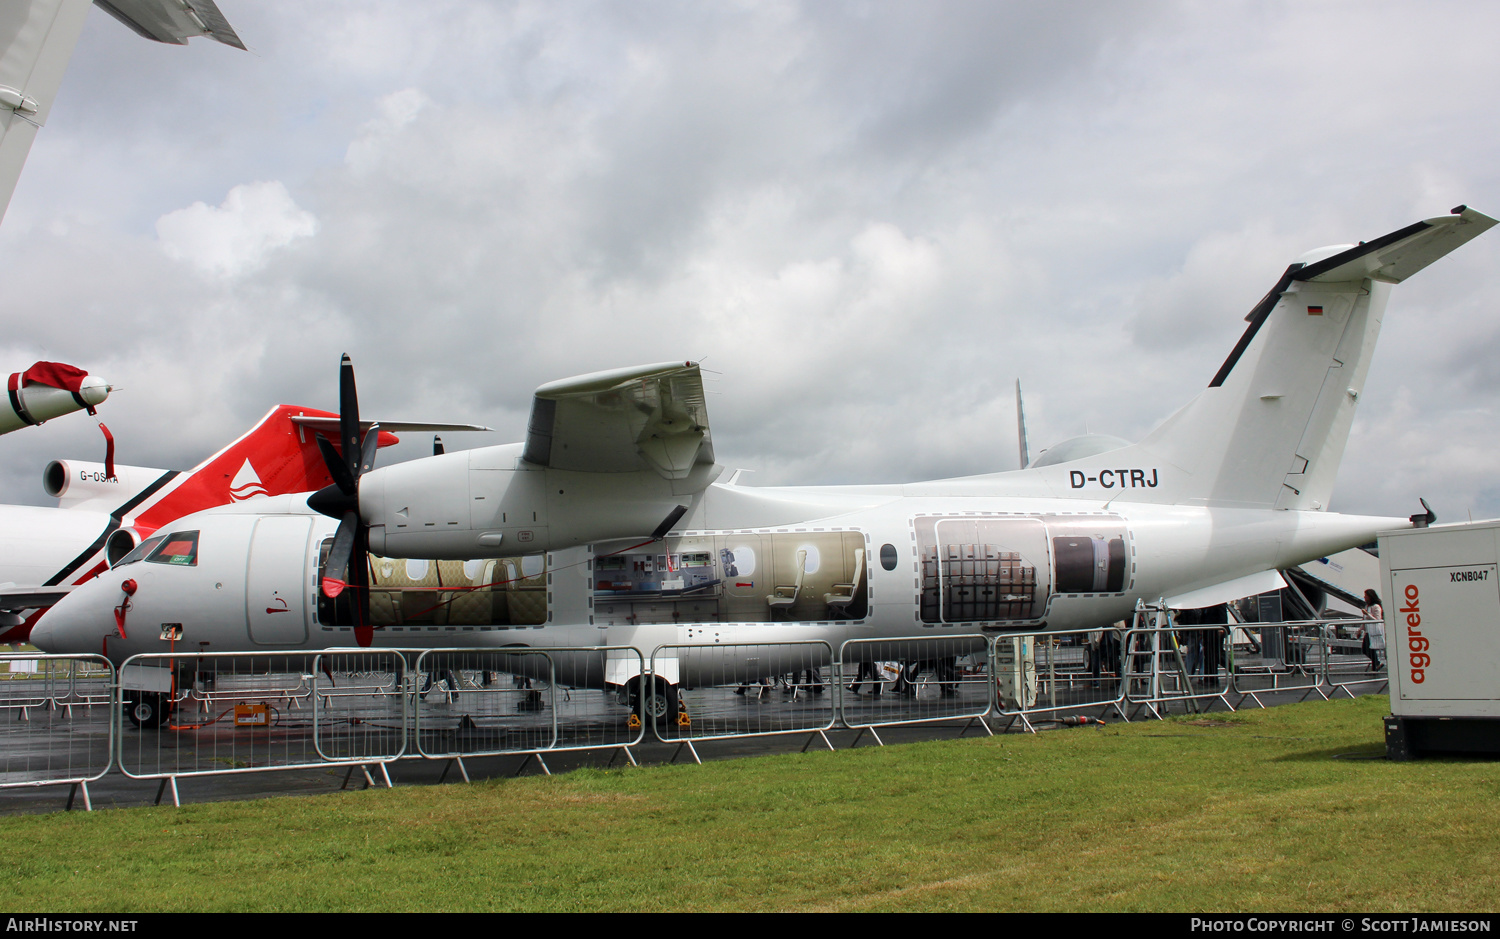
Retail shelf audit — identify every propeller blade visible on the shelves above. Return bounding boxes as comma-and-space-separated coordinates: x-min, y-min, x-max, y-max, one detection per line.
339, 353, 361, 483
323, 510, 359, 590
359, 421, 381, 477
316, 433, 357, 495
352, 521, 372, 648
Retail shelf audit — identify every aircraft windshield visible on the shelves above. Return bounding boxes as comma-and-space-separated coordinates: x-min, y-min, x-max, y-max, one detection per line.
114, 535, 165, 567
146, 531, 199, 567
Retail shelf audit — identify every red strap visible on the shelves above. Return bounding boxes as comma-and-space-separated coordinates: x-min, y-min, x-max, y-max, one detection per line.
113, 599, 129, 639
97, 420, 115, 480
20, 361, 88, 392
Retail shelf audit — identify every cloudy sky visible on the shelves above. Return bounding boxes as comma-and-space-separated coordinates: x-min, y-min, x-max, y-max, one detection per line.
3, 0, 1499, 522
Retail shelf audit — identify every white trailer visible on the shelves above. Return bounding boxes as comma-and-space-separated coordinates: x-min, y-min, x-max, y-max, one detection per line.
1379, 519, 1500, 759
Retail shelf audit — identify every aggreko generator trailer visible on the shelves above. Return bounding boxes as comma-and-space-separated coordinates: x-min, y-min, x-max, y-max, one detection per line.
1380, 519, 1500, 759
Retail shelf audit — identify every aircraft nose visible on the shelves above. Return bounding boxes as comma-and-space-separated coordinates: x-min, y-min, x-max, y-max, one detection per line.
31, 583, 110, 655
27, 611, 56, 651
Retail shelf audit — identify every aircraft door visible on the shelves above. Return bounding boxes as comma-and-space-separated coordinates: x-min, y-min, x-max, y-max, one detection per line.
720, 535, 766, 621
246, 516, 312, 645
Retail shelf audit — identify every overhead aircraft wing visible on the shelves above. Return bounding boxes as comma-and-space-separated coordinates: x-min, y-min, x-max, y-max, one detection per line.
92, 0, 245, 49
1, 0, 243, 224
0, 584, 71, 612
1296, 206, 1498, 284
521, 361, 714, 479
289, 417, 493, 435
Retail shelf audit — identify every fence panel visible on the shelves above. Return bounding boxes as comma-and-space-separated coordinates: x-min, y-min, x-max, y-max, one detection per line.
1319, 617, 1388, 695
0, 654, 113, 791
838, 635, 992, 731
311, 650, 410, 764
411, 647, 647, 760
988, 630, 1126, 729
116, 650, 408, 781
651, 641, 835, 744
1228, 621, 1333, 705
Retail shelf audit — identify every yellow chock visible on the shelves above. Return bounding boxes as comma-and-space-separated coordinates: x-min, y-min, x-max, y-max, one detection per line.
676, 709, 691, 728
627, 713, 641, 729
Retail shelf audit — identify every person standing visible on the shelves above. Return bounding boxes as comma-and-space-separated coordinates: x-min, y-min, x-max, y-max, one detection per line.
1361, 588, 1385, 672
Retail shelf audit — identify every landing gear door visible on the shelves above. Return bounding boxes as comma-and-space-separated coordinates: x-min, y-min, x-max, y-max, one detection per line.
247, 516, 312, 645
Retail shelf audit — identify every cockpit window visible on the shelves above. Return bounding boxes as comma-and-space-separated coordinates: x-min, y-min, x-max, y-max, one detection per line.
146, 531, 199, 567
114, 535, 165, 567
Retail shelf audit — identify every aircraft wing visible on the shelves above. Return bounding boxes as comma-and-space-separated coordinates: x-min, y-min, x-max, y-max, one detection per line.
0, 584, 71, 612
93, 0, 245, 49
521, 361, 715, 479
2, 0, 243, 223
1296, 206, 1499, 284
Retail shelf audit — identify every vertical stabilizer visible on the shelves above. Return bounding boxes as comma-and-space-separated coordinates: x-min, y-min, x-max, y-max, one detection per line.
1034, 208, 1496, 509
1015, 379, 1030, 469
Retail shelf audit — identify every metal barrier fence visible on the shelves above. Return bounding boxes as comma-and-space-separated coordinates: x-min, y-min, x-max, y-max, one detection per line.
988, 629, 1126, 732
411, 646, 646, 777
650, 641, 837, 761
837, 635, 992, 745
0, 654, 114, 809
1226, 619, 1386, 706
0, 620, 1394, 810
1121, 624, 1235, 718
117, 650, 409, 805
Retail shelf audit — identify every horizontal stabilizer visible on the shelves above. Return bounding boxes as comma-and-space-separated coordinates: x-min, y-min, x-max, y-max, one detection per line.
1296, 206, 1497, 284
523, 362, 714, 479
289, 416, 492, 435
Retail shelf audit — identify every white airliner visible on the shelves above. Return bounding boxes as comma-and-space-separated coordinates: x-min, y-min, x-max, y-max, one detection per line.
32, 207, 1496, 726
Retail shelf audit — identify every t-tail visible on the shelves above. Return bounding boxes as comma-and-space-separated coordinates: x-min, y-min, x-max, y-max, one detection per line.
1037, 207, 1496, 509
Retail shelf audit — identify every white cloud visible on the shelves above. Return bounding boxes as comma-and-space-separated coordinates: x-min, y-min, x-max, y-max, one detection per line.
154, 181, 317, 278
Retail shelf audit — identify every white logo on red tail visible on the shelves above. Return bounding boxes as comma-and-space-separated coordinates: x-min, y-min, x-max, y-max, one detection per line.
229, 459, 268, 501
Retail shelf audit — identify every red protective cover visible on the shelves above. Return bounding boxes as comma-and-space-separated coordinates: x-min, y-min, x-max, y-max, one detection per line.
19, 361, 90, 392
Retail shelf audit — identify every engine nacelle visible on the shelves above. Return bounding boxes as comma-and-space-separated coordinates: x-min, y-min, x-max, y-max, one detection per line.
45, 460, 168, 510
360, 442, 717, 558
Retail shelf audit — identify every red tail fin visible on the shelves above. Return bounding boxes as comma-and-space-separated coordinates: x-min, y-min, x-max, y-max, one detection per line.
128, 405, 399, 534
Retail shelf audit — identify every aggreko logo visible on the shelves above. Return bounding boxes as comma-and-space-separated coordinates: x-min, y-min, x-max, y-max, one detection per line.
1402, 583, 1429, 684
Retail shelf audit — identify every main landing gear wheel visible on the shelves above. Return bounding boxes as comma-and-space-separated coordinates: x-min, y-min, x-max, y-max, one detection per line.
123, 691, 171, 729
631, 678, 679, 726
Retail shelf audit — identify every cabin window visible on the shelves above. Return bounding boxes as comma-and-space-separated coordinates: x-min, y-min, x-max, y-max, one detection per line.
880, 544, 898, 571
146, 531, 198, 567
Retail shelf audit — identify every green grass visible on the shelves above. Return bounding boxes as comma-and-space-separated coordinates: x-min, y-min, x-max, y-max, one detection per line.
0, 695, 1494, 912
